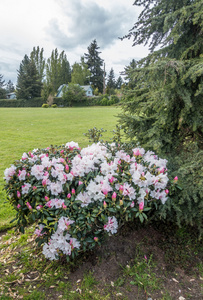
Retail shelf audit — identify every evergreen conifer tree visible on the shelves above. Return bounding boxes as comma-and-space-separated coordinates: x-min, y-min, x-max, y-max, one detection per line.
120, 0, 203, 234
16, 55, 42, 99
0, 74, 6, 99
107, 68, 116, 91
84, 39, 104, 93
6, 80, 15, 93
116, 76, 123, 89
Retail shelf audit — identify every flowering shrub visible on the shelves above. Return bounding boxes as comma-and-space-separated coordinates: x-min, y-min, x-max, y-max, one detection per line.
4, 142, 175, 261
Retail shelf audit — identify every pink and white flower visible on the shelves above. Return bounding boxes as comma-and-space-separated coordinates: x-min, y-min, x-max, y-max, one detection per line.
104, 216, 118, 234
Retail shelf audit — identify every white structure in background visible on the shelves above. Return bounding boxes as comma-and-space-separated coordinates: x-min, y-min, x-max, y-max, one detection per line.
7, 92, 17, 99
56, 84, 93, 98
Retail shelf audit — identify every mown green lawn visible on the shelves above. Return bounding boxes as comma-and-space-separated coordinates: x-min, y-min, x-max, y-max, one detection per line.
0, 106, 121, 230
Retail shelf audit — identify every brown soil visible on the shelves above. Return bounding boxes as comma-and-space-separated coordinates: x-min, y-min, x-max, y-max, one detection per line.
0, 222, 202, 299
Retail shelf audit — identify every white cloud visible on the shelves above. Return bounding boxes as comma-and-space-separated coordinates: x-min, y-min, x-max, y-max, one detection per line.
0, 0, 149, 84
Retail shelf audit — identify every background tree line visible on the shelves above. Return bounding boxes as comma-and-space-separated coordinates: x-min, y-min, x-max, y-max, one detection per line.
0, 40, 124, 100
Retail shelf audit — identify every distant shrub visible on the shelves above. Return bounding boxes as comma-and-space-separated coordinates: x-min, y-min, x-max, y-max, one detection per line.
51, 104, 57, 108
110, 95, 119, 104
101, 97, 109, 106
42, 103, 49, 108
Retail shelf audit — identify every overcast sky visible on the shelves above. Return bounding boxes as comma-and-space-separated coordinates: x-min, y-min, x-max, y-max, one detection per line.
0, 0, 149, 85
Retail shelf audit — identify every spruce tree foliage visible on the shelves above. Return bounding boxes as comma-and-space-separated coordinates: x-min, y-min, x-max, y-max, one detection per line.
123, 59, 137, 89
0, 74, 5, 88
116, 76, 123, 89
6, 80, 15, 93
106, 68, 116, 95
84, 39, 104, 93
46, 49, 71, 94
0, 74, 6, 99
120, 0, 203, 234
16, 55, 42, 99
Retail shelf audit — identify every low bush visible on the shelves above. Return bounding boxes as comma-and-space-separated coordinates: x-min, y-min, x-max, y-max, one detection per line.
42, 103, 49, 108
51, 104, 57, 108
4, 141, 177, 262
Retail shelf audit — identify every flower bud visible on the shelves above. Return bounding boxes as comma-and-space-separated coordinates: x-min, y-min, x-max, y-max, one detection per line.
112, 192, 117, 201
139, 202, 144, 211
119, 199, 123, 206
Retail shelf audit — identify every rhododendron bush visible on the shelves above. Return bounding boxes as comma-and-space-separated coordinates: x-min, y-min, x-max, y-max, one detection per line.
4, 142, 173, 261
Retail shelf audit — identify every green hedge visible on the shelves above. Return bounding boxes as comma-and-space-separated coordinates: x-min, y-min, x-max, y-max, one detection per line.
0, 98, 44, 107
0, 96, 120, 108
53, 97, 89, 107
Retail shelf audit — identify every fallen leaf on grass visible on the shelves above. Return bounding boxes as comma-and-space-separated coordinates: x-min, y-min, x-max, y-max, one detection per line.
76, 288, 82, 294
5, 280, 18, 284
172, 278, 179, 283
25, 276, 39, 282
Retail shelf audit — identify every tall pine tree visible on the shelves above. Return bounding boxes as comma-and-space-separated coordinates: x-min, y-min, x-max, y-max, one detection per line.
16, 55, 42, 99
121, 0, 203, 154
120, 0, 203, 234
107, 68, 116, 92
0, 74, 6, 99
84, 40, 104, 93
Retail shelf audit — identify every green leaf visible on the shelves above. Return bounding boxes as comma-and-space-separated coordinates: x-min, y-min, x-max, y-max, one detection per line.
108, 207, 116, 213
76, 184, 84, 194
54, 222, 58, 231
143, 207, 151, 211
9, 218, 17, 226
86, 237, 93, 243
139, 214, 144, 223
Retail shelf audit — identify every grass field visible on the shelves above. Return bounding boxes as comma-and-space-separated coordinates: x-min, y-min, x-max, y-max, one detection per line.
0, 106, 121, 230
0, 107, 202, 300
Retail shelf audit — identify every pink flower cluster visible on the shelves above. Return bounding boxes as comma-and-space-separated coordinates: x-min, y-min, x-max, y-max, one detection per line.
4, 141, 173, 261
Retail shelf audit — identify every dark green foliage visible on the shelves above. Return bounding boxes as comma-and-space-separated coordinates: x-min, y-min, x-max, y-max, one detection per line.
0, 88, 7, 99
16, 55, 43, 99
0, 74, 7, 99
116, 76, 123, 89
106, 68, 116, 94
84, 39, 104, 93
0, 98, 44, 107
6, 80, 15, 93
120, 0, 203, 234
62, 83, 87, 107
